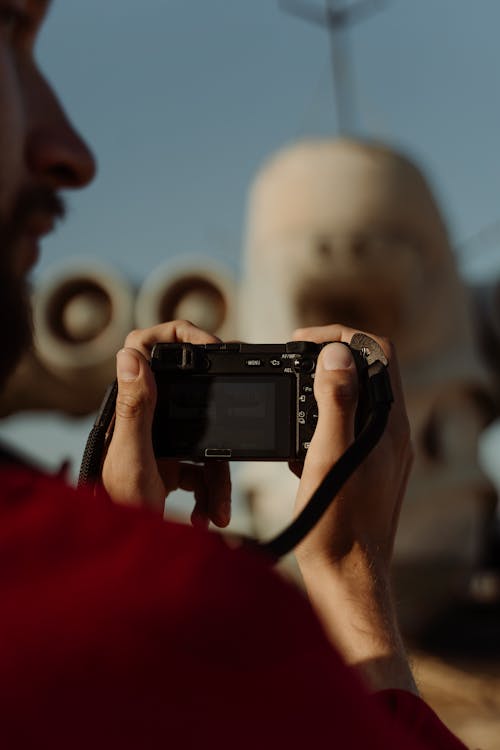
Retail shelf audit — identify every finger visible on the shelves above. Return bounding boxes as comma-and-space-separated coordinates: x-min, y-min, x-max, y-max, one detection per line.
292, 324, 407, 442
204, 461, 232, 528
124, 320, 221, 360
103, 347, 164, 508
288, 459, 304, 479
157, 459, 182, 496
158, 460, 208, 509
295, 342, 358, 513
156, 461, 211, 529
164, 462, 206, 494
292, 324, 358, 345
191, 490, 211, 530
292, 324, 390, 356
158, 461, 231, 529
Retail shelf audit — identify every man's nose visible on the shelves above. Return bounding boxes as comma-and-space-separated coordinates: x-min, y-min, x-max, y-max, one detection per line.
25, 74, 96, 190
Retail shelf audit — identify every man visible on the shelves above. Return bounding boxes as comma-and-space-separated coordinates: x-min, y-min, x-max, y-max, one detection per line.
0, 2, 464, 747
0, 0, 94, 386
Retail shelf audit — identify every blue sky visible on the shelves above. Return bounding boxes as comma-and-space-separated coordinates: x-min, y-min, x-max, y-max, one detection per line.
4, 0, 500, 479
35, 0, 500, 281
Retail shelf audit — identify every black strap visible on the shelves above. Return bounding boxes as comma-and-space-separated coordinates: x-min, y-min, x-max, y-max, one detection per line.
78, 381, 117, 489
253, 403, 390, 560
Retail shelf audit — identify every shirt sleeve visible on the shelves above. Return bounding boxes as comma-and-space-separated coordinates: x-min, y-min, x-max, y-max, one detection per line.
373, 690, 467, 749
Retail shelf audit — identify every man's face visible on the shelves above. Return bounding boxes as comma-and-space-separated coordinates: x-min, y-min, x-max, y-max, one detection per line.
0, 0, 95, 386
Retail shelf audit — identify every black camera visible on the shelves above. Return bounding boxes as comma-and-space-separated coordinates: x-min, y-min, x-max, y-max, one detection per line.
150, 339, 378, 461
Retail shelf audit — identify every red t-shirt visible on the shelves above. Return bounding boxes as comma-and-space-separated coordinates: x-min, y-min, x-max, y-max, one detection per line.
0, 465, 465, 749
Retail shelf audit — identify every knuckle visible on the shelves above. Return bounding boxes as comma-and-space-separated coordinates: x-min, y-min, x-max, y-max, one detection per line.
317, 376, 357, 408
176, 319, 195, 334
331, 387, 358, 415
317, 384, 358, 419
124, 329, 143, 348
115, 392, 145, 420
292, 327, 308, 340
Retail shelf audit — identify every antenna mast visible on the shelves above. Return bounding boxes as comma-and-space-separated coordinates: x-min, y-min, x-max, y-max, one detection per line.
279, 0, 388, 133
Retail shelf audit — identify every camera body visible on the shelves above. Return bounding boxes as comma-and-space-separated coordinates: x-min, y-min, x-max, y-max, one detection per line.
151, 340, 369, 461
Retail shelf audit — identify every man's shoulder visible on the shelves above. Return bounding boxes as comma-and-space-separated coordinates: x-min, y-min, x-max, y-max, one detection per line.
0, 465, 447, 750
0, 461, 247, 572
0, 463, 312, 627
0, 463, 338, 683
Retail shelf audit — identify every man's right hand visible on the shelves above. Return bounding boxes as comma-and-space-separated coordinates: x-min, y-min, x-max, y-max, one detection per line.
290, 324, 416, 693
292, 324, 412, 574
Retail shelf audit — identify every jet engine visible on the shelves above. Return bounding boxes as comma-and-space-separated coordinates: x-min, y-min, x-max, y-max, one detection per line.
0, 260, 134, 417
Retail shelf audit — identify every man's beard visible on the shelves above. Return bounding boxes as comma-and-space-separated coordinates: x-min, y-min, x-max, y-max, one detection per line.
0, 187, 65, 389
0, 266, 33, 388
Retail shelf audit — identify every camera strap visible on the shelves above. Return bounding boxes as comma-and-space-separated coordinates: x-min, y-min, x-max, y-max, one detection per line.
78, 381, 118, 489
252, 336, 393, 560
78, 336, 393, 563
253, 364, 392, 560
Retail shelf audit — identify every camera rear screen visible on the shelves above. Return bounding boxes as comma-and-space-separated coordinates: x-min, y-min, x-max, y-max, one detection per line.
152, 376, 293, 459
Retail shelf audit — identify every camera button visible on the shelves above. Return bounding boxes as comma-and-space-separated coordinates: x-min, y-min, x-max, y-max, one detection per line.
294, 357, 315, 373
269, 359, 282, 367
205, 343, 240, 351
307, 405, 319, 423
205, 448, 232, 458
245, 358, 264, 367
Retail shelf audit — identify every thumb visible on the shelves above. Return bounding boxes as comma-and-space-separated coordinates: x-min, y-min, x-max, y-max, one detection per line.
115, 346, 157, 432
295, 343, 358, 511
103, 347, 163, 506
